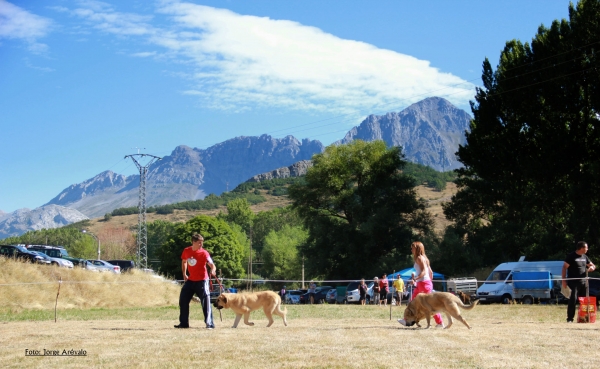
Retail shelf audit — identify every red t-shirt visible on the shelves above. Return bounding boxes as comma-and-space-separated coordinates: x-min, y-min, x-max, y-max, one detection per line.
181, 246, 212, 281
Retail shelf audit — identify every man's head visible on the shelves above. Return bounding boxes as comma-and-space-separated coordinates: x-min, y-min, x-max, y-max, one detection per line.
192, 233, 204, 246
576, 241, 588, 254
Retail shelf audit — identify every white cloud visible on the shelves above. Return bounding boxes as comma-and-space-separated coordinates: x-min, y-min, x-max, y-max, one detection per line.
0, 0, 52, 52
72, 0, 476, 114
131, 51, 156, 58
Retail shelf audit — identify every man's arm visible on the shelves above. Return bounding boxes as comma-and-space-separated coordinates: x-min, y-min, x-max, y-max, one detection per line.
182, 260, 188, 281
562, 262, 569, 288
207, 261, 216, 276
586, 257, 596, 272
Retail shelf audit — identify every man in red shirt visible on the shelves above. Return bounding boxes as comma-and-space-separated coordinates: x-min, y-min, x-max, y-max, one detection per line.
175, 233, 217, 329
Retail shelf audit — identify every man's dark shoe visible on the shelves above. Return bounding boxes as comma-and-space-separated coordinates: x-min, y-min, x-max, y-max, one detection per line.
174, 324, 189, 329
566, 319, 573, 323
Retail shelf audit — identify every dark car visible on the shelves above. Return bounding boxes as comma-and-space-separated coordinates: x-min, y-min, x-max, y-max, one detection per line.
300, 286, 334, 304
0, 245, 44, 263
209, 287, 238, 302
107, 260, 135, 272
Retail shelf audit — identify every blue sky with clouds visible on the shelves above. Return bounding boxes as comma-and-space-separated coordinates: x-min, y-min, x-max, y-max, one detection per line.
0, 0, 572, 213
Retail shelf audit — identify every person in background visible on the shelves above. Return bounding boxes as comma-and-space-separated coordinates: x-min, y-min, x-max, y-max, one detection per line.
372, 277, 381, 306
562, 241, 596, 323
398, 241, 444, 328
308, 281, 317, 304
175, 233, 216, 329
358, 279, 369, 306
280, 286, 287, 303
379, 273, 389, 306
393, 275, 405, 305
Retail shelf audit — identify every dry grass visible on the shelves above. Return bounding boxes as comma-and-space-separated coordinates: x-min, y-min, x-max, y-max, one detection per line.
416, 182, 458, 234
1, 303, 599, 369
0, 258, 180, 312
1, 259, 599, 368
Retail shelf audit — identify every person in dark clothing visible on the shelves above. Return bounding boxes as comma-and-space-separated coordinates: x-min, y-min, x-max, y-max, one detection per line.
280, 286, 287, 303
175, 233, 217, 329
562, 241, 596, 323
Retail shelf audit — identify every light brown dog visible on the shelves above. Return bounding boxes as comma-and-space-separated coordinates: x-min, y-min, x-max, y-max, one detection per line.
456, 291, 472, 305
403, 291, 479, 329
213, 291, 287, 328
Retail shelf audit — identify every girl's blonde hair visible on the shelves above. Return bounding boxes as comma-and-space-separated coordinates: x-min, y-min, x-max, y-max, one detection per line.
411, 241, 427, 260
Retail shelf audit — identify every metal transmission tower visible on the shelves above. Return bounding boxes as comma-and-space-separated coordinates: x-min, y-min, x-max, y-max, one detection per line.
124, 153, 162, 269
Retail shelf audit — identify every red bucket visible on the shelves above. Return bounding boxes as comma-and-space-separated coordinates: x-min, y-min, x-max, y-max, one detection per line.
577, 297, 596, 323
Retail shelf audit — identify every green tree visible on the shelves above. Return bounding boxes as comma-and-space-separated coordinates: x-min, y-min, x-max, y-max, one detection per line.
261, 225, 307, 281
147, 220, 178, 261
223, 198, 255, 236
288, 140, 433, 279
155, 215, 246, 281
251, 206, 301, 255
444, 0, 600, 265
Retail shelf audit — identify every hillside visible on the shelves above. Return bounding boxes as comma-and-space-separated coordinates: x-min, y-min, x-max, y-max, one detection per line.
84, 184, 457, 236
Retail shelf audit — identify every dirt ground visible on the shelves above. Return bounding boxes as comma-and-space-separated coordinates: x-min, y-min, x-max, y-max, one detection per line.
1, 303, 598, 369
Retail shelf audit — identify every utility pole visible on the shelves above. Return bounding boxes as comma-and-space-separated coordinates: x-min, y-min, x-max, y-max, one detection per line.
302, 255, 305, 289
249, 229, 253, 292
124, 153, 161, 269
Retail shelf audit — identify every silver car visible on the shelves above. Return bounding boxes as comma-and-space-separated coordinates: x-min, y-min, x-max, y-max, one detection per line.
86, 260, 121, 274
30, 251, 74, 268
284, 290, 303, 304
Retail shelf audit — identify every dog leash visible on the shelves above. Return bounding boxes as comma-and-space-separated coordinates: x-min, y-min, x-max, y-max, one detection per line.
211, 274, 225, 322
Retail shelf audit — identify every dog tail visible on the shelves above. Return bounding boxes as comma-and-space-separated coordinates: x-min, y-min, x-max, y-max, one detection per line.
460, 299, 479, 310
277, 300, 288, 315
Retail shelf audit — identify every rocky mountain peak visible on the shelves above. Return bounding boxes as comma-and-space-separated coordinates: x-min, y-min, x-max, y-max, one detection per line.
339, 97, 470, 171
0, 205, 88, 239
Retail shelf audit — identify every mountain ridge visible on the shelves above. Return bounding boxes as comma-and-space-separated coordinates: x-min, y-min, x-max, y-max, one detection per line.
1, 97, 471, 237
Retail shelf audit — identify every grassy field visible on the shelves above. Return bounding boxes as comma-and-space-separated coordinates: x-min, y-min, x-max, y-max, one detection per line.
4, 250, 599, 369
1, 303, 599, 369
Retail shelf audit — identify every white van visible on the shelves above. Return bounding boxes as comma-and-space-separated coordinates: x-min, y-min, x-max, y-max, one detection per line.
476, 259, 564, 304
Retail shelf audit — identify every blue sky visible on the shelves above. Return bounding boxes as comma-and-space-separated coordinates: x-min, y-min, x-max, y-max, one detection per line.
0, 0, 573, 213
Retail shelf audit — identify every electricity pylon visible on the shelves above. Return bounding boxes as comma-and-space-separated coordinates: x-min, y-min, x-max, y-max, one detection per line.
124, 153, 161, 269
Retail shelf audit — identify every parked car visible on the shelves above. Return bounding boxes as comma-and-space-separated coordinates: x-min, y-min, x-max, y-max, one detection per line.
0, 245, 45, 264
26, 245, 85, 267
209, 287, 237, 302
346, 281, 375, 304
86, 259, 121, 274
285, 290, 303, 304
29, 250, 73, 268
106, 260, 135, 272
326, 288, 337, 304
25, 251, 52, 265
300, 286, 334, 304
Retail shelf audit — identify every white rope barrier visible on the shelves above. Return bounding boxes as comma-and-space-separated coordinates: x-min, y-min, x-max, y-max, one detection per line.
1, 276, 597, 287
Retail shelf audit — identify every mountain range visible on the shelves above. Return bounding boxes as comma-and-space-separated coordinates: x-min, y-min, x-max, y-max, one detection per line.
0, 205, 88, 239
0, 97, 471, 237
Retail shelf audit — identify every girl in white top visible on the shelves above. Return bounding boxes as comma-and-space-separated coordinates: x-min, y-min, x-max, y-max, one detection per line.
409, 241, 444, 328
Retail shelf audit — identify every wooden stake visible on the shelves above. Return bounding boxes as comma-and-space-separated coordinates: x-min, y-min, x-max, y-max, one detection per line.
54, 277, 62, 323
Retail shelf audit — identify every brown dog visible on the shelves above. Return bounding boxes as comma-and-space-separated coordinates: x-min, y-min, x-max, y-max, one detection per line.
213, 291, 287, 328
456, 291, 472, 305
403, 292, 479, 329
